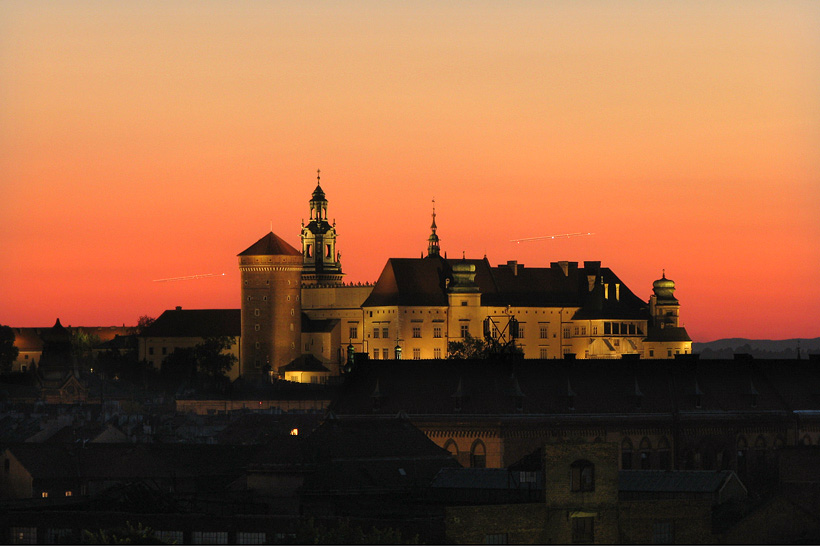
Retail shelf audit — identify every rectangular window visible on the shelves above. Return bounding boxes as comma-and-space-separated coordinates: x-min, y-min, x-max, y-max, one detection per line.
382, 327, 389, 339
540, 325, 548, 339
518, 326, 525, 338
460, 324, 469, 338
413, 348, 421, 360
649, 349, 654, 357
236, 532, 266, 545
433, 326, 442, 338
667, 349, 672, 357
652, 522, 673, 544
484, 533, 508, 545
154, 531, 184, 545
192, 531, 228, 545
46, 528, 73, 544
540, 348, 549, 359
148, 347, 154, 356
574, 326, 579, 335
434, 348, 442, 359
613, 322, 620, 335
64, 490, 72, 497
413, 327, 421, 338
571, 517, 594, 544
563, 327, 571, 338
11, 527, 37, 545
349, 326, 358, 339
373, 327, 379, 339
254, 324, 260, 331
593, 326, 598, 335
604, 322, 611, 335
581, 327, 586, 335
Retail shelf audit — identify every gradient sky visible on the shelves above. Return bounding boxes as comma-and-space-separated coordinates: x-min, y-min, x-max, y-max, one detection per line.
1, 1, 818, 342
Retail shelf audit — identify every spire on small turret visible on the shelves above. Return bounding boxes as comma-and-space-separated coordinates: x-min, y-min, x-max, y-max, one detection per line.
427, 198, 440, 257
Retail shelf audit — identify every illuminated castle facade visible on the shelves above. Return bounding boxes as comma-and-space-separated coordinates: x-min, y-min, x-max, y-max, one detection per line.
236, 175, 692, 382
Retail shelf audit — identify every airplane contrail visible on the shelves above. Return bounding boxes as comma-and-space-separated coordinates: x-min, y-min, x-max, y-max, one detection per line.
510, 232, 594, 243
153, 273, 226, 282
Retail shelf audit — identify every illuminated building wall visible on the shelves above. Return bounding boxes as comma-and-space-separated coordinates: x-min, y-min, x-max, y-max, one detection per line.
238, 232, 303, 380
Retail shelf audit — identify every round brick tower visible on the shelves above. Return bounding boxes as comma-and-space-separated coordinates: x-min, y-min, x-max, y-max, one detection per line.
238, 231, 303, 381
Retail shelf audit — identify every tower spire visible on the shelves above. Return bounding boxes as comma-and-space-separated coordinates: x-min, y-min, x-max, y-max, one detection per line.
427, 198, 440, 257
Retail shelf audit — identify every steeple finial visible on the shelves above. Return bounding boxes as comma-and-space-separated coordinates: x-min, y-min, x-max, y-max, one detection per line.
427, 198, 440, 257
317, 168, 321, 185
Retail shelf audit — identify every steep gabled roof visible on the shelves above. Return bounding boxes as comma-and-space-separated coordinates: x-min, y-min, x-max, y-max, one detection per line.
362, 256, 649, 320
238, 231, 301, 257
141, 308, 240, 338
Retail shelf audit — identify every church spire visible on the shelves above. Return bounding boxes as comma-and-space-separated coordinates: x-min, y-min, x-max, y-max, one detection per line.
427, 199, 440, 257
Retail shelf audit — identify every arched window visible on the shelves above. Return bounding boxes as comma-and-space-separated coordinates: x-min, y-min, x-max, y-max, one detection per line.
470, 440, 486, 468
443, 439, 459, 458
621, 438, 633, 470
657, 437, 671, 470
306, 244, 312, 258
639, 437, 652, 470
571, 460, 595, 492
754, 436, 767, 469
736, 436, 748, 475
326, 244, 332, 258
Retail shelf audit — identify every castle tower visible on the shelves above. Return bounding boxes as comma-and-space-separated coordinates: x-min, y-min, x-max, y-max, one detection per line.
427, 199, 440, 257
300, 170, 344, 286
649, 270, 680, 329
238, 232, 303, 381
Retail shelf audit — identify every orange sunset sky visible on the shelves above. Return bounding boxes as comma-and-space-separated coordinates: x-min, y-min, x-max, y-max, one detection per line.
1, 1, 818, 342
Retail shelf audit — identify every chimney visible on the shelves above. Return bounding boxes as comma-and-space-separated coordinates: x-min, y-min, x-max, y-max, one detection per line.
507, 260, 518, 276
175, 306, 182, 311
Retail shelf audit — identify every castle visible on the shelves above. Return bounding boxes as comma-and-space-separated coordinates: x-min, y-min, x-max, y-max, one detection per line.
228, 173, 692, 382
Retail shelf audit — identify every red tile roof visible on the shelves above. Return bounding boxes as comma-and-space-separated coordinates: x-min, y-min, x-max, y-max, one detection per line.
238, 232, 301, 256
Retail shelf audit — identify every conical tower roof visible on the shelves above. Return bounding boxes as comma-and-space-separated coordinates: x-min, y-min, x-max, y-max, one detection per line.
238, 232, 301, 256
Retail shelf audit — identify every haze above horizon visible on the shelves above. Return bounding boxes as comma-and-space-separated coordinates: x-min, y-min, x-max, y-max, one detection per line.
1, 1, 818, 342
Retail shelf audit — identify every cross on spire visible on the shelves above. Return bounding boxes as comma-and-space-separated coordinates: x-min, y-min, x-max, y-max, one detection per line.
317, 168, 321, 185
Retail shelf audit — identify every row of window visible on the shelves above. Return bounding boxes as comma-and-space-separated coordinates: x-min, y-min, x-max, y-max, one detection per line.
9, 528, 269, 545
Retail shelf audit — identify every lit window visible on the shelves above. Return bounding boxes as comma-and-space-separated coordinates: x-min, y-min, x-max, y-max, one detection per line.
254, 324, 260, 331
254, 309, 260, 316
41, 491, 49, 498
65, 490, 72, 497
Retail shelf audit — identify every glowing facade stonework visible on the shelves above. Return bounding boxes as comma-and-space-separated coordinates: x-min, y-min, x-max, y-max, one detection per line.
235, 179, 691, 382
238, 232, 303, 380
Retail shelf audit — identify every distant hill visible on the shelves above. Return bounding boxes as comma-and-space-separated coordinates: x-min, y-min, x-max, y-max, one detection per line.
692, 338, 820, 359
